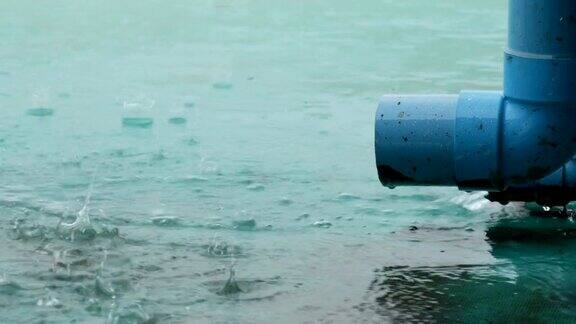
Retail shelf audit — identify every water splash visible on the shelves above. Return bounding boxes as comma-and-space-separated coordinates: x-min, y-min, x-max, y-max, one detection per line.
106, 302, 157, 324
59, 199, 92, 242
121, 94, 155, 128
232, 219, 257, 231
451, 191, 495, 211
59, 178, 96, 242
219, 260, 242, 295
204, 235, 242, 258
99, 249, 108, 275
52, 249, 70, 276
11, 218, 46, 240
37, 293, 62, 308
313, 220, 332, 228
94, 277, 116, 299
151, 216, 182, 227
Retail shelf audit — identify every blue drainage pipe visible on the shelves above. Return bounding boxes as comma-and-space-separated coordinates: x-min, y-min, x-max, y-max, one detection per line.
375, 0, 576, 206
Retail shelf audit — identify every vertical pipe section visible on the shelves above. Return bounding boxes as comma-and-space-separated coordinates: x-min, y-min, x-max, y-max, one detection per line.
505, 0, 576, 102
499, 0, 576, 190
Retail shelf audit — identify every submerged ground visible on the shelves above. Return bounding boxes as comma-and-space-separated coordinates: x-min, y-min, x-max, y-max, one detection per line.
1, 0, 576, 322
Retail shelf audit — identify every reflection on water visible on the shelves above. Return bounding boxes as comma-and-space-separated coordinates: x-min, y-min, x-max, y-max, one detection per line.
365, 208, 576, 322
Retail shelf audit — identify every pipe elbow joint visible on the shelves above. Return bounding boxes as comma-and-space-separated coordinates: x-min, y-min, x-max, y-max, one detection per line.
456, 92, 576, 190
487, 158, 576, 206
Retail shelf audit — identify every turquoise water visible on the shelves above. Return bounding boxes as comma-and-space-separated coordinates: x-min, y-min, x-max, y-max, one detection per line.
2, 0, 576, 322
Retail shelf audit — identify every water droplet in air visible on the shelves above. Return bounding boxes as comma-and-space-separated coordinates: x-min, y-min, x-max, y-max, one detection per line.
313, 220, 332, 228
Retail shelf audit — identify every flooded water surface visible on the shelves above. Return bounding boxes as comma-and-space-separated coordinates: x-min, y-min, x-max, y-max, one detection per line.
2, 0, 576, 323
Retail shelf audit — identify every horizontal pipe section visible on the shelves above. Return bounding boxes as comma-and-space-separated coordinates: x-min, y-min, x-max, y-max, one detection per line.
375, 95, 457, 188
375, 91, 576, 190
